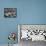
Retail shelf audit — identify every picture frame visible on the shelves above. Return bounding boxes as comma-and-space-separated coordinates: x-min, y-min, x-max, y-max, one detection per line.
4, 8, 17, 18
18, 24, 46, 41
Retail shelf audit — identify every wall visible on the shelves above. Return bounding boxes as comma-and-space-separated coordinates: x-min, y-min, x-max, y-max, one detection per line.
0, 0, 46, 44
0, 0, 19, 44
20, 0, 46, 24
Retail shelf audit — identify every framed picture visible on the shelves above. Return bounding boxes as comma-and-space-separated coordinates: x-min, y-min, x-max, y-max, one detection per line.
18, 24, 46, 41
4, 8, 17, 18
